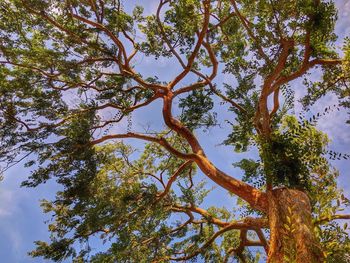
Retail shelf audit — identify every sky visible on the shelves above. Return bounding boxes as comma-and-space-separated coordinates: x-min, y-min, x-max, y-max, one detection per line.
0, 0, 350, 262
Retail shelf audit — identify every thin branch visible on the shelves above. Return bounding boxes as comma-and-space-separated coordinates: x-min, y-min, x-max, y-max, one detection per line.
224, 227, 268, 262
156, 160, 193, 199
209, 12, 236, 32
71, 13, 128, 66
142, 209, 194, 245
156, 0, 186, 69
168, 223, 244, 261
21, 2, 110, 56
172, 204, 229, 228
168, 0, 211, 89
271, 58, 343, 93
229, 0, 271, 64
89, 132, 196, 161
166, 216, 267, 262
314, 214, 350, 225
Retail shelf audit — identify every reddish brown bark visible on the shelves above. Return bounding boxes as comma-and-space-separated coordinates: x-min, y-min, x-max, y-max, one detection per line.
267, 188, 324, 263
162, 93, 269, 212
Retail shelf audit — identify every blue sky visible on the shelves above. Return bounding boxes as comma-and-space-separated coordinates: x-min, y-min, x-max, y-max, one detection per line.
1, 1, 350, 262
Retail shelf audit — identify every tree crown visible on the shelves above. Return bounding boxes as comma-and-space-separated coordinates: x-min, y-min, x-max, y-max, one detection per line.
0, 0, 349, 261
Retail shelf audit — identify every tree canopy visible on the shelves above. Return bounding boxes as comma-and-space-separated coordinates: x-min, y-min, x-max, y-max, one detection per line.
0, 0, 350, 262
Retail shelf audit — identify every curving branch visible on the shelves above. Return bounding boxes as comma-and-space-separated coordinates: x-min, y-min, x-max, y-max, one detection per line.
172, 204, 230, 228
162, 91, 268, 212
156, 160, 194, 200
70, 12, 128, 67
156, 0, 186, 69
172, 37, 218, 97
163, 216, 268, 262
21, 2, 111, 56
173, 203, 269, 229
314, 214, 350, 225
224, 227, 269, 262
89, 132, 197, 161
142, 209, 195, 246
168, 0, 211, 89
229, 0, 272, 65
270, 58, 343, 93
255, 38, 295, 135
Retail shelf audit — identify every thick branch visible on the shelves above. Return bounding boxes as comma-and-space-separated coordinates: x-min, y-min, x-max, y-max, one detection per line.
255, 38, 294, 135
271, 59, 343, 92
162, 93, 267, 212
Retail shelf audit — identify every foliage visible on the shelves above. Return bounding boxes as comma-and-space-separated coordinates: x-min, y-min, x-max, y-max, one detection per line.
235, 115, 332, 190
0, 0, 350, 262
179, 88, 217, 130
28, 140, 237, 262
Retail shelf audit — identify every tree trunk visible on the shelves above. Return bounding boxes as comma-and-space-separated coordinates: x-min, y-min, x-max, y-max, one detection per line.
267, 188, 324, 263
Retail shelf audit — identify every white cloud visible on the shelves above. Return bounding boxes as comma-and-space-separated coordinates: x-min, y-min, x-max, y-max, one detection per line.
314, 94, 350, 143
292, 66, 350, 144
0, 189, 16, 217
335, 0, 350, 41
8, 228, 22, 256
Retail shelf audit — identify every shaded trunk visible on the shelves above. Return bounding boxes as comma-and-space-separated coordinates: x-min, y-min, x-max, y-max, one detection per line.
267, 188, 324, 263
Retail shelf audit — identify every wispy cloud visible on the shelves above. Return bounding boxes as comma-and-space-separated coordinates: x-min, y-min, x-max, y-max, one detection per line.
0, 189, 16, 217
335, 0, 350, 42
313, 95, 350, 144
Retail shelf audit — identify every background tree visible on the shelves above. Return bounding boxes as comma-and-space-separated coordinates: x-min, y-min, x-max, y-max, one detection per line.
0, 0, 350, 262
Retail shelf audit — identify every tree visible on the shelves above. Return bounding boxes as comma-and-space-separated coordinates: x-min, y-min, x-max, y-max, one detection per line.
0, 0, 350, 262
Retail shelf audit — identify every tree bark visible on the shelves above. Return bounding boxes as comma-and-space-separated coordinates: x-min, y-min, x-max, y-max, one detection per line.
267, 188, 324, 263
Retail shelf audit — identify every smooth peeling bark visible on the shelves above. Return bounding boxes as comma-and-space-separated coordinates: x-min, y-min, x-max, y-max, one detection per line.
267, 188, 324, 263
161, 94, 268, 212
195, 155, 268, 213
